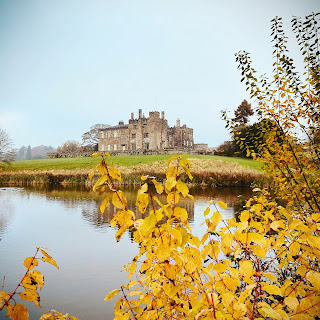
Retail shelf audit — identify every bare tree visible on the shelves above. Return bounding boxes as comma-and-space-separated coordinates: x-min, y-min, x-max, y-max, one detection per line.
0, 129, 16, 162
57, 140, 81, 153
82, 124, 110, 149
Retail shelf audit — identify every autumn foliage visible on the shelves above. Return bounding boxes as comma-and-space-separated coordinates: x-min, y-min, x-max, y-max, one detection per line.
0, 247, 79, 320
93, 13, 320, 320
1, 12, 320, 320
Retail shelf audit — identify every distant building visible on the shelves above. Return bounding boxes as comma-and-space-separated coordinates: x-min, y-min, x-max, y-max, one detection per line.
98, 109, 194, 152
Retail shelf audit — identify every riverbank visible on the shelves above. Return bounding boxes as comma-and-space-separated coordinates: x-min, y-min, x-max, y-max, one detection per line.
0, 157, 264, 187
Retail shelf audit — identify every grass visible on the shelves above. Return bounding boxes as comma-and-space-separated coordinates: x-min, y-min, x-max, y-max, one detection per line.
2, 154, 262, 171
0, 155, 264, 187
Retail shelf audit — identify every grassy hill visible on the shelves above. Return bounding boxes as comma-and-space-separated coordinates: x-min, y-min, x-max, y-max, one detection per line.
3, 154, 262, 171
0, 154, 264, 187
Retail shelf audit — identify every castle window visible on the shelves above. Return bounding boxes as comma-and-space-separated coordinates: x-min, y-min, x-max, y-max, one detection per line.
114, 144, 117, 151
114, 131, 117, 138
144, 133, 148, 138
132, 133, 136, 138
145, 143, 149, 150
107, 145, 110, 151
101, 144, 105, 151
133, 125, 137, 129
131, 143, 136, 150
101, 132, 104, 138
143, 124, 147, 128
122, 145, 125, 151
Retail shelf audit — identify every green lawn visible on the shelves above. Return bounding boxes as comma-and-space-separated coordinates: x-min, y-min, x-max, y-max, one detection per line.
2, 154, 262, 172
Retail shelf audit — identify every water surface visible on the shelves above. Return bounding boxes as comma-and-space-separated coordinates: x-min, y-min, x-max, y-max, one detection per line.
0, 185, 251, 319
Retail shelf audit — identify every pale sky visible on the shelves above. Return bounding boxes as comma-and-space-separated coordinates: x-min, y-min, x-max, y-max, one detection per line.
0, 0, 319, 149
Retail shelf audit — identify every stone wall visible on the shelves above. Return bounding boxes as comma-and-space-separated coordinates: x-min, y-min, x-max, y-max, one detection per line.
47, 148, 215, 159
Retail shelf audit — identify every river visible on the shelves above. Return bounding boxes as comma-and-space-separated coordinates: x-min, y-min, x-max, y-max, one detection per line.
0, 185, 251, 319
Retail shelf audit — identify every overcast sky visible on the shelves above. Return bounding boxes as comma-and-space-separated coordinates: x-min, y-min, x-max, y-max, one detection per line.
0, 0, 319, 149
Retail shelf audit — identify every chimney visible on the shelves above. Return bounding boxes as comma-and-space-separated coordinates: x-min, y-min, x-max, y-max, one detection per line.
139, 109, 142, 119
176, 118, 180, 128
161, 111, 165, 119
131, 112, 134, 120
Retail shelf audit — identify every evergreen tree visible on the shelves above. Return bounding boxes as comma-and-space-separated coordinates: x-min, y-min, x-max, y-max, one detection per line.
26, 145, 32, 160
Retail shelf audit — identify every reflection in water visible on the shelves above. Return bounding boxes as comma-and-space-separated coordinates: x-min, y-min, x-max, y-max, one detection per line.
0, 185, 252, 320
0, 188, 17, 240
23, 185, 251, 233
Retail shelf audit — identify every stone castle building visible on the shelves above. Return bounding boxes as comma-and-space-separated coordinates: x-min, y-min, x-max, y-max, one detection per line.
98, 109, 194, 153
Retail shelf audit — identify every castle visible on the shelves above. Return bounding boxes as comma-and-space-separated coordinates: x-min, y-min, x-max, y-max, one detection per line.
98, 109, 194, 153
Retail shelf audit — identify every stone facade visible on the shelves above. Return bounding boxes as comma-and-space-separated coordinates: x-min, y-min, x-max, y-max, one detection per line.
98, 109, 194, 152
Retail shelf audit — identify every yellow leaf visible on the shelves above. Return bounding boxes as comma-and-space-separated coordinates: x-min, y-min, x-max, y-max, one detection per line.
163, 282, 179, 298
167, 192, 180, 205
138, 183, 148, 195
210, 211, 222, 231
240, 210, 250, 222
166, 166, 179, 179
270, 220, 285, 231
29, 270, 44, 290
93, 175, 110, 192
24, 257, 38, 270
204, 207, 210, 216
164, 263, 176, 280
91, 152, 101, 157
112, 190, 127, 210
109, 167, 121, 182
162, 224, 182, 245
284, 296, 299, 310
180, 158, 193, 180
41, 257, 59, 269
258, 306, 281, 319
104, 289, 121, 301
221, 292, 234, 308
297, 265, 307, 276
0, 291, 10, 309
88, 170, 95, 181
306, 270, 320, 291
97, 161, 107, 175
221, 233, 234, 248
217, 200, 227, 210
127, 290, 143, 296
22, 274, 38, 292
140, 212, 157, 235
174, 207, 188, 221
262, 284, 282, 296
189, 235, 201, 248
126, 280, 137, 289
289, 242, 300, 256
152, 179, 164, 194
201, 232, 209, 244
248, 233, 266, 247
165, 177, 177, 193
40, 249, 52, 259
155, 243, 171, 262
239, 259, 253, 277
213, 263, 227, 273
176, 180, 189, 197
19, 291, 41, 307
100, 194, 111, 213
154, 209, 163, 222
136, 193, 149, 213
141, 175, 149, 180
6, 303, 29, 320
